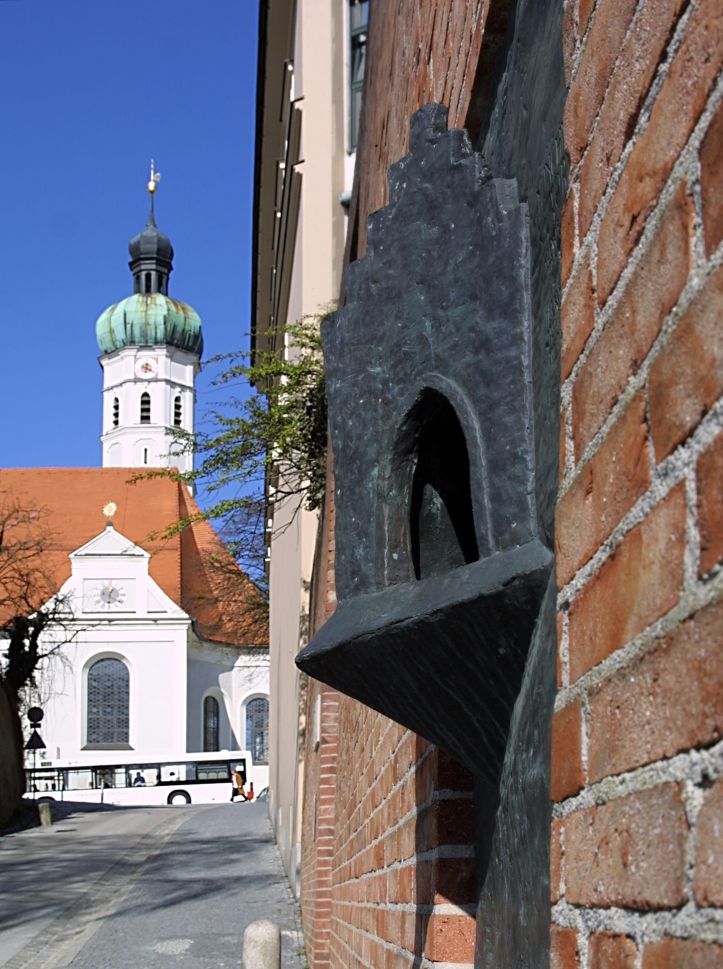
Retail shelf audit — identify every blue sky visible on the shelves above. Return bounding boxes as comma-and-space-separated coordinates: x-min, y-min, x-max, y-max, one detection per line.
0, 0, 259, 495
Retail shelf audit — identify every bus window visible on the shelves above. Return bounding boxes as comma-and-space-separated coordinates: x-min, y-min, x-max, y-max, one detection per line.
197, 761, 231, 781
159, 763, 196, 783
27, 769, 60, 793
95, 768, 115, 789
126, 765, 161, 787
64, 769, 94, 790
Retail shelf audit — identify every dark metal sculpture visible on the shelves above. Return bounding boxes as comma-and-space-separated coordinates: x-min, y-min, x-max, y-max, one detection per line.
297, 2, 567, 949
297, 103, 551, 785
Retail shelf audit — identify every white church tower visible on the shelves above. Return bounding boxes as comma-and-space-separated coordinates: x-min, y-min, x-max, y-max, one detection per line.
95, 163, 202, 474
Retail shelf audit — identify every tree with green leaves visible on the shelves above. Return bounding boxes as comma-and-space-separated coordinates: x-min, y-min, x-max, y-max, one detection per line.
150, 313, 329, 597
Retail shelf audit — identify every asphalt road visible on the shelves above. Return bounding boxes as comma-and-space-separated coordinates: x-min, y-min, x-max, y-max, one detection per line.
0, 801, 305, 969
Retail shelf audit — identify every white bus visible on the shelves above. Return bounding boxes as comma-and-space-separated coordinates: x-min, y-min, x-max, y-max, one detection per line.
25, 751, 268, 807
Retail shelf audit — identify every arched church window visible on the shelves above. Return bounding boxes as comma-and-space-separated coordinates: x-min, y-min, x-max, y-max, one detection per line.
144, 272, 152, 293
203, 696, 220, 752
87, 658, 129, 746
246, 697, 269, 765
112, 397, 120, 428
140, 392, 151, 424
173, 395, 182, 427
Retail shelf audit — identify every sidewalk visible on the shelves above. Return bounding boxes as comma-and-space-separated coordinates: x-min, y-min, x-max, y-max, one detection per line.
0, 801, 306, 969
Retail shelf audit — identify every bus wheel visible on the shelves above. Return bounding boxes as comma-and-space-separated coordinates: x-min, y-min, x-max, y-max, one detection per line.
167, 790, 191, 805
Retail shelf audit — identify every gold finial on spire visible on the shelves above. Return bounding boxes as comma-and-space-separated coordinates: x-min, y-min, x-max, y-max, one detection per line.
147, 159, 161, 195
102, 501, 117, 524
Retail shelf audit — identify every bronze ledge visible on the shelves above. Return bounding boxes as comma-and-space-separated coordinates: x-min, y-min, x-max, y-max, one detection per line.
296, 539, 553, 784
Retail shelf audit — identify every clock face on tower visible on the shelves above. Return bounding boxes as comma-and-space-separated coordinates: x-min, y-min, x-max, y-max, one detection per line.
94, 581, 126, 610
135, 357, 158, 379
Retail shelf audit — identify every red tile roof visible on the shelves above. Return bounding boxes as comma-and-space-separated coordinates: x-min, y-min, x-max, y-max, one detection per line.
0, 469, 267, 646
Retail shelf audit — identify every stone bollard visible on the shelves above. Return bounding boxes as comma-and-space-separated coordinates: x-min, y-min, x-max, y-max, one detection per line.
242, 919, 280, 969
38, 802, 52, 827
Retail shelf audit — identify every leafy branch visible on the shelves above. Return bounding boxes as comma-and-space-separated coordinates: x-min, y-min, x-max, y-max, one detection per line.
146, 312, 330, 596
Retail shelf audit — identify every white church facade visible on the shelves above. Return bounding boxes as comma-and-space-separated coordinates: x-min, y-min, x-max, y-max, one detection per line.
3, 171, 269, 789
38, 520, 269, 769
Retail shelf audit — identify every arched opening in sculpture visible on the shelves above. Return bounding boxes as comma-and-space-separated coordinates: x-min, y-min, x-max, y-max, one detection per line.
406, 388, 479, 580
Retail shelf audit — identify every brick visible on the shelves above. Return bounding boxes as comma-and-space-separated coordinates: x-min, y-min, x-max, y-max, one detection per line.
551, 925, 580, 969
694, 777, 723, 906
588, 599, 723, 780
435, 857, 476, 905
557, 392, 650, 585
578, 0, 595, 37
597, 1, 723, 302
573, 181, 693, 455
551, 817, 563, 903
701, 99, 723, 256
643, 938, 723, 968
578, 0, 687, 239
565, 783, 688, 909
568, 485, 685, 682
436, 747, 474, 791
551, 699, 585, 801
698, 431, 723, 576
589, 932, 637, 969
564, 0, 638, 166
424, 913, 476, 963
437, 795, 474, 844
649, 265, 723, 460
561, 254, 594, 379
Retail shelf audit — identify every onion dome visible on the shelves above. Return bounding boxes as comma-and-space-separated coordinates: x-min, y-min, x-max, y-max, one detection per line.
128, 219, 174, 268
95, 293, 203, 355
96, 162, 203, 356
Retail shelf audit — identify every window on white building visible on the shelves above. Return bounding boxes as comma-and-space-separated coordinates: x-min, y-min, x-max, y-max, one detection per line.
87, 658, 129, 746
203, 695, 220, 752
349, 0, 368, 150
173, 395, 182, 427
246, 697, 269, 765
140, 392, 151, 424
112, 397, 120, 428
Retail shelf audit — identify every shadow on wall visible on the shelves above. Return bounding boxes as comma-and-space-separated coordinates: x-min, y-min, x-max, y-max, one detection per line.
413, 740, 477, 967
0, 683, 24, 825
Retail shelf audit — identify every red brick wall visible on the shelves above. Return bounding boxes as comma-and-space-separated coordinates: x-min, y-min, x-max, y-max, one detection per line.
349, 0, 489, 259
329, 721, 476, 967
301, 446, 340, 967
301, 1, 723, 966
552, 0, 722, 963
301, 682, 341, 968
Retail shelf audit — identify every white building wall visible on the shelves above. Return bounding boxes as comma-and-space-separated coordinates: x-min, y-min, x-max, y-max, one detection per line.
187, 643, 270, 753
100, 345, 198, 473
39, 625, 188, 763
266, 0, 348, 896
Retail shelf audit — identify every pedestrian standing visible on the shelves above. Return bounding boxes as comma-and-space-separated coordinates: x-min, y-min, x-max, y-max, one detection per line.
231, 766, 248, 802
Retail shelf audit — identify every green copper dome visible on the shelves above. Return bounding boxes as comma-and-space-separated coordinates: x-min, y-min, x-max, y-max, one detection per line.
95, 293, 204, 356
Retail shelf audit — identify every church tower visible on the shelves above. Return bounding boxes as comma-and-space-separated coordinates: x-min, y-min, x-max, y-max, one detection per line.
95, 163, 203, 475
